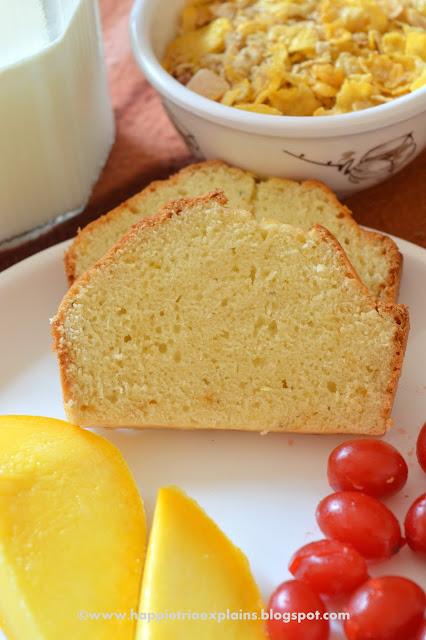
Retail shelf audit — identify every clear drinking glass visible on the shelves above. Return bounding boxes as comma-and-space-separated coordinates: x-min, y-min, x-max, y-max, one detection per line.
0, 0, 115, 248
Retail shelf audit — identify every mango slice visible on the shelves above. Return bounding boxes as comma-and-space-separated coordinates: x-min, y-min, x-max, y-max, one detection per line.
136, 486, 267, 639
0, 415, 146, 640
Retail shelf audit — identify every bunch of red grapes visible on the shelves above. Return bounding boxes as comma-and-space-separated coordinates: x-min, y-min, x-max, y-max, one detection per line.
267, 423, 426, 640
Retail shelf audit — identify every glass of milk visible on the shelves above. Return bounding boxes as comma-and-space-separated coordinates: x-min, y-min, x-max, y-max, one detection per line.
0, 0, 115, 248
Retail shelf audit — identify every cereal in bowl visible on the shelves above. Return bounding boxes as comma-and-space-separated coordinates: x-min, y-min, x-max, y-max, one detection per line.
163, 0, 426, 115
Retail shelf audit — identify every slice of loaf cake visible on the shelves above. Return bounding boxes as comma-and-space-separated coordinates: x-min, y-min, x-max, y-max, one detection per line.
65, 161, 401, 302
52, 190, 409, 435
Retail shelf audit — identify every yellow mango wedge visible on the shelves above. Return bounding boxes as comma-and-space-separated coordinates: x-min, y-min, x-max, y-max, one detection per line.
136, 486, 267, 639
0, 415, 146, 640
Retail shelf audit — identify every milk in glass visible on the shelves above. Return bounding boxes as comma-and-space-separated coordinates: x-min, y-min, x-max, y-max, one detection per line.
0, 0, 115, 246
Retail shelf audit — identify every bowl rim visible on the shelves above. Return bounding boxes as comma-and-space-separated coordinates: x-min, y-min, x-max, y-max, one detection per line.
129, 0, 426, 139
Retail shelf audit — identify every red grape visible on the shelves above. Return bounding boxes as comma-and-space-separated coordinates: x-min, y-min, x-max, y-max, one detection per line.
344, 576, 426, 640
316, 491, 403, 559
415, 620, 426, 640
417, 422, 426, 473
328, 439, 408, 499
405, 493, 426, 555
267, 579, 329, 640
288, 539, 369, 597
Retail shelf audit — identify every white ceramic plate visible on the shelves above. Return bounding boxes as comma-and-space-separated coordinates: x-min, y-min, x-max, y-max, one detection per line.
0, 236, 425, 639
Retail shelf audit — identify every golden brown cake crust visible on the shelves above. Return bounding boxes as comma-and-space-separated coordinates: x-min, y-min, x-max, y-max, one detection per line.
64, 161, 402, 304
64, 161, 247, 285
309, 223, 408, 433
296, 179, 403, 301
53, 190, 409, 435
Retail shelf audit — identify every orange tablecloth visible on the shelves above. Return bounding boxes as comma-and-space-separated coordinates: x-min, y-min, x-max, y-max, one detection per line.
1, 0, 425, 272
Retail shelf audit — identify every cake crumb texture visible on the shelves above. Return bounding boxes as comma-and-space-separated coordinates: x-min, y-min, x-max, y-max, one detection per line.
53, 190, 409, 434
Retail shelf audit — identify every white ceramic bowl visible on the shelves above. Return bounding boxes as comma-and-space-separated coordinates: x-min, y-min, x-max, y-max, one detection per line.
130, 0, 426, 197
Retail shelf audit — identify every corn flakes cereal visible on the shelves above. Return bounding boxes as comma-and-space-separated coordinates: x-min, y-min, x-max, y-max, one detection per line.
163, 0, 426, 115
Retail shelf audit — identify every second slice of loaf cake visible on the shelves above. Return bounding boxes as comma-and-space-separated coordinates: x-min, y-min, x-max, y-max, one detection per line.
52, 190, 408, 435
65, 161, 401, 301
